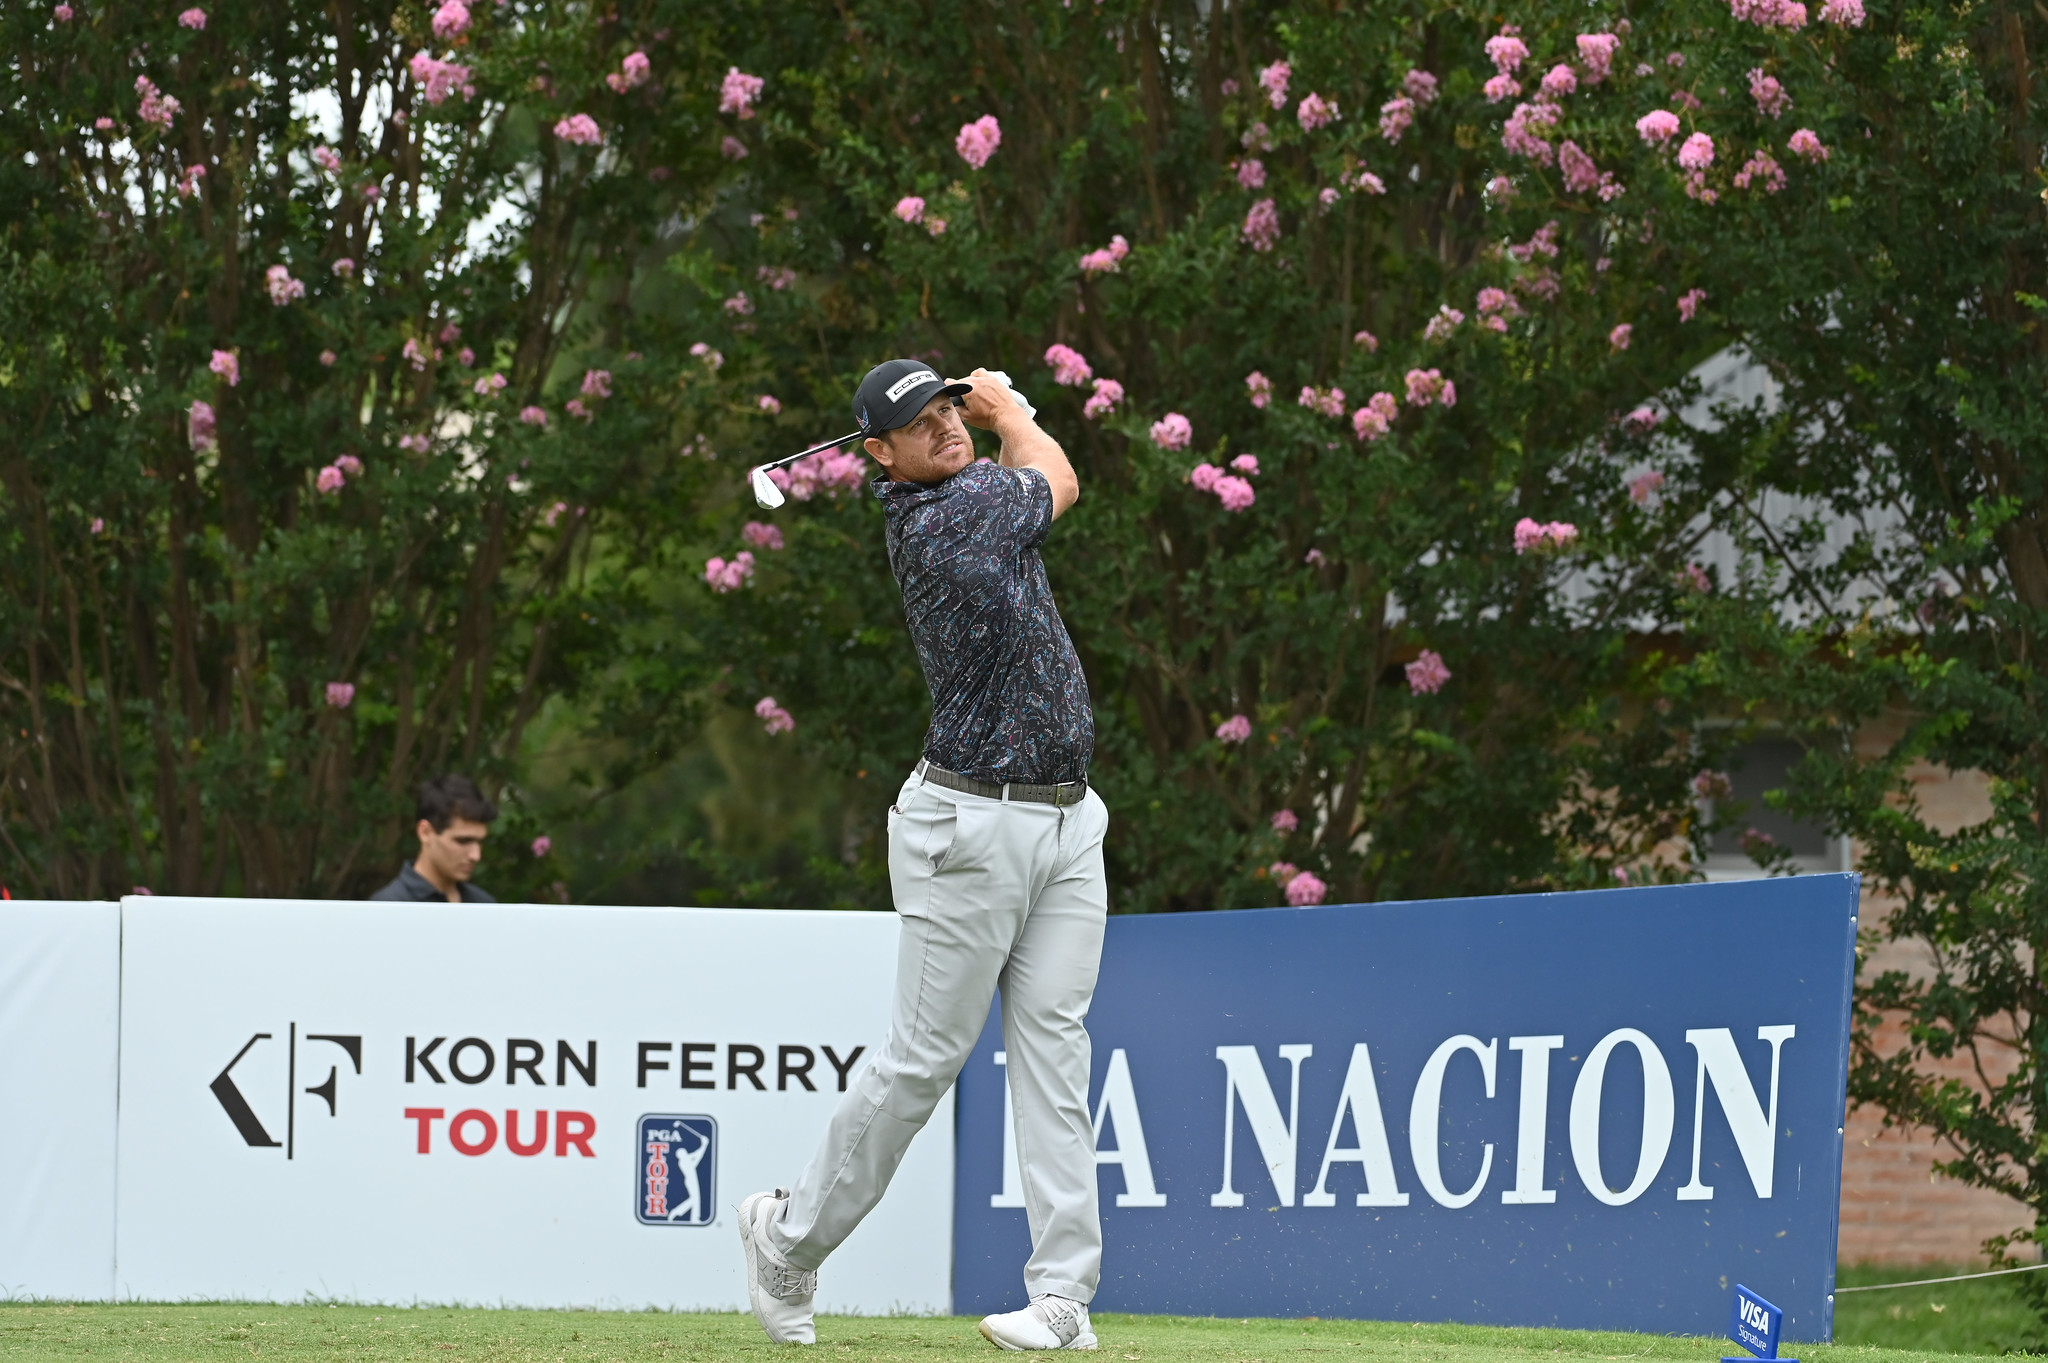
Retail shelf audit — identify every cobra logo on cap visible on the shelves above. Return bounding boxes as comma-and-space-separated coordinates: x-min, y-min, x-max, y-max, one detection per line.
884, 369, 940, 403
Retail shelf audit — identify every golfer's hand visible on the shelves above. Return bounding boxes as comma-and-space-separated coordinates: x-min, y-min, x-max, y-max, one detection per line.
952, 368, 1028, 432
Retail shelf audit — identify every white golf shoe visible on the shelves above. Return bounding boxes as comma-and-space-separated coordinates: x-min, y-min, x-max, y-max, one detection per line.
978, 1295, 1098, 1351
736, 1189, 817, 1344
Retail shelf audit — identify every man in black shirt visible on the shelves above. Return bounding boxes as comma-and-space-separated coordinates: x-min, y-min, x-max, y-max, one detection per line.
737, 361, 1108, 1352
369, 775, 499, 903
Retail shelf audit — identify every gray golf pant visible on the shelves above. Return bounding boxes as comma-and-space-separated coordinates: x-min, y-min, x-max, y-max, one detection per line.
768, 768, 1110, 1303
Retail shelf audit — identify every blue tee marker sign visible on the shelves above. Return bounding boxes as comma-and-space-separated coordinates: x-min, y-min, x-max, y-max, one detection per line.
1726, 1285, 1795, 1363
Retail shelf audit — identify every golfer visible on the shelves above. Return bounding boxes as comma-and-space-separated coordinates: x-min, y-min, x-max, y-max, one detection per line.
738, 360, 1109, 1352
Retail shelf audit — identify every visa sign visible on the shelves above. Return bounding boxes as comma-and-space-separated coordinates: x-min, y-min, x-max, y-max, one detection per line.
954, 876, 1858, 1339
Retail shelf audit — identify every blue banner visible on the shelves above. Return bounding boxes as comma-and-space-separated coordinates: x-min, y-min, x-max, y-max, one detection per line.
953, 877, 1857, 1338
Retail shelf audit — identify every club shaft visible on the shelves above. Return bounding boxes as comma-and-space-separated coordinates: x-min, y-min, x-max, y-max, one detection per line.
761, 430, 863, 473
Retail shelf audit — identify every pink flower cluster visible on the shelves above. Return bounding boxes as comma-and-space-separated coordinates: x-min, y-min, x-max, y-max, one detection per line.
1475, 287, 1521, 332
136, 76, 180, 130
554, 113, 603, 146
1730, 0, 1809, 27
473, 372, 507, 396
1577, 32, 1620, 82
757, 394, 782, 414
1485, 31, 1530, 74
755, 696, 795, 735
431, 0, 468, 39
607, 51, 651, 94
175, 164, 206, 200
1354, 330, 1380, 351
893, 195, 926, 224
1559, 140, 1622, 199
1788, 128, 1830, 161
1818, 0, 1866, 23
742, 521, 785, 551
1502, 99, 1561, 164
1242, 198, 1280, 252
577, 369, 610, 401
1513, 517, 1578, 553
1245, 371, 1272, 409
1078, 234, 1130, 275
1404, 70, 1440, 104
1678, 288, 1707, 321
1541, 64, 1578, 97
315, 463, 347, 493
403, 337, 435, 371
955, 115, 1002, 170
189, 400, 217, 452
178, 7, 206, 28
1404, 368, 1455, 407
1748, 68, 1791, 117
1609, 322, 1633, 351
332, 257, 355, 279
1735, 149, 1786, 193
1423, 306, 1464, 342
1351, 391, 1399, 441
1485, 74, 1522, 104
1351, 167, 1387, 195
757, 264, 797, 291
1151, 412, 1193, 451
1044, 343, 1092, 386
1297, 92, 1338, 132
519, 406, 548, 427
398, 433, 432, 453
532, 836, 552, 858
1258, 61, 1291, 109
768, 448, 866, 500
705, 551, 757, 593
1298, 385, 1346, 417
1236, 158, 1266, 190
1627, 468, 1666, 501
1636, 109, 1682, 144
724, 291, 753, 316
1242, 121, 1274, 152
722, 137, 748, 161
1272, 808, 1299, 833
1284, 870, 1327, 906
1191, 463, 1256, 512
720, 68, 764, 118
1623, 408, 1663, 435
324, 681, 355, 709
690, 341, 724, 369
1405, 649, 1451, 695
265, 264, 305, 306
1682, 562, 1712, 593
1378, 96, 1414, 142
409, 51, 473, 105
1678, 132, 1715, 171
1215, 713, 1252, 743
209, 349, 239, 386
1083, 378, 1124, 419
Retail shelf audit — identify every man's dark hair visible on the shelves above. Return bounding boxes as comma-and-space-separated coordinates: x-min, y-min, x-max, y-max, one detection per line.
416, 774, 498, 831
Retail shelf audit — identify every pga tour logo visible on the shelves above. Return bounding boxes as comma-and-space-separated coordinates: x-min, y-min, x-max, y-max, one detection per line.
638, 1115, 716, 1226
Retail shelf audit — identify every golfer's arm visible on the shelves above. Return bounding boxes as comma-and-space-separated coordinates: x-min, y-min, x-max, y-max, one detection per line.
993, 409, 1079, 518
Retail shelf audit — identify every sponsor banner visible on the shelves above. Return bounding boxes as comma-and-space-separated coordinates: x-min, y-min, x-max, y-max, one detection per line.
115, 899, 950, 1311
954, 877, 1858, 1338
0, 902, 120, 1300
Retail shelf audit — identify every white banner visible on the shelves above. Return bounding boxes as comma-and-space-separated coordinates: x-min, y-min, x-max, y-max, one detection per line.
0, 902, 120, 1301
114, 899, 949, 1311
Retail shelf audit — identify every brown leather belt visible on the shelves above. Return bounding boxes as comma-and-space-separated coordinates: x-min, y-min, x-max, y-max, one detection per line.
915, 759, 1089, 807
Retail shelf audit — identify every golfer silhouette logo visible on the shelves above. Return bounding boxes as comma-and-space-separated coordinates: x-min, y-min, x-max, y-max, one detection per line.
637, 1115, 717, 1226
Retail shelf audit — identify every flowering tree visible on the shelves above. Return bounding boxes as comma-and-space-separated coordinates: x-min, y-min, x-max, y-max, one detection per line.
0, 1, 742, 896
654, 0, 1873, 912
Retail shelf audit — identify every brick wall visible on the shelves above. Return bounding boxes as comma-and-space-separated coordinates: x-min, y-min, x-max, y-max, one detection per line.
1835, 749, 2033, 1265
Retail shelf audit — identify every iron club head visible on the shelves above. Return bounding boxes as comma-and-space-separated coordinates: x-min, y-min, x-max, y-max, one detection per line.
750, 466, 786, 509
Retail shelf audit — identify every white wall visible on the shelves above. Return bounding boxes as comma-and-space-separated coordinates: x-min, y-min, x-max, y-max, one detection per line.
0, 902, 120, 1301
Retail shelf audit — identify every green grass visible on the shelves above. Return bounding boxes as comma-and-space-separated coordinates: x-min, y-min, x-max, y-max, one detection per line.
1833, 1263, 2048, 1356
0, 1302, 2025, 1363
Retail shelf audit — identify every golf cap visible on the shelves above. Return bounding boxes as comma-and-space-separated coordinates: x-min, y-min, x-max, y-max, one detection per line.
852, 359, 971, 437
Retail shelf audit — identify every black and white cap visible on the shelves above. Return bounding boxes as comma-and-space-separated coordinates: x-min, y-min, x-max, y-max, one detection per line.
852, 359, 971, 436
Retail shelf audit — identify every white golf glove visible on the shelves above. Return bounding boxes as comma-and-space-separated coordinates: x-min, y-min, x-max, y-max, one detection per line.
980, 369, 1037, 420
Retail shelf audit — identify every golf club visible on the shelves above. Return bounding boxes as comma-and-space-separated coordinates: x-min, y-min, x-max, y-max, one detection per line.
748, 430, 862, 509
